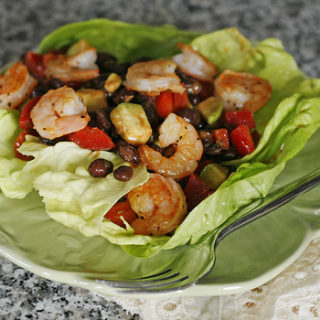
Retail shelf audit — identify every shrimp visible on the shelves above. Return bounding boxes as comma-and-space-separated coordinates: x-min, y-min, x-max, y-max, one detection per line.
214, 70, 272, 112
124, 59, 185, 96
172, 43, 219, 82
0, 62, 37, 109
127, 173, 187, 235
44, 48, 99, 83
30, 86, 90, 140
138, 113, 203, 180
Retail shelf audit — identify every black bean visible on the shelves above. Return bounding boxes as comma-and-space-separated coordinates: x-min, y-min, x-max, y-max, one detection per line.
95, 74, 110, 89
31, 84, 48, 98
81, 74, 108, 90
100, 61, 129, 75
96, 52, 117, 67
176, 69, 202, 94
38, 136, 63, 145
95, 110, 112, 131
176, 108, 202, 128
198, 130, 214, 147
162, 145, 175, 158
176, 69, 193, 83
147, 142, 161, 153
49, 78, 64, 89
204, 144, 223, 157
111, 87, 135, 105
113, 166, 133, 181
109, 125, 121, 140
132, 93, 158, 128
147, 130, 159, 144
185, 80, 202, 95
218, 148, 239, 161
117, 142, 141, 163
31, 86, 46, 98
88, 158, 113, 178
188, 94, 201, 106
87, 112, 98, 127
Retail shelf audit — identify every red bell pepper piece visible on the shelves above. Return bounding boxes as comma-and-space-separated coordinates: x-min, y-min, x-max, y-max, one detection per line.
155, 91, 174, 118
184, 173, 211, 210
25, 51, 56, 79
251, 129, 261, 146
14, 131, 34, 161
173, 90, 189, 111
156, 90, 190, 118
230, 125, 255, 157
25, 51, 46, 79
19, 96, 41, 131
224, 111, 256, 129
212, 128, 230, 150
104, 200, 137, 228
68, 126, 115, 150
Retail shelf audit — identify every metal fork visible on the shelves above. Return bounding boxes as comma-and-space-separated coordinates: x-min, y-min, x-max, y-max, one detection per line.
94, 167, 320, 294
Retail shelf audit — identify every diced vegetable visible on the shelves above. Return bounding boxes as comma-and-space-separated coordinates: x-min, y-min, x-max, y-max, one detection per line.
76, 89, 108, 111
184, 173, 211, 210
195, 159, 214, 175
110, 103, 152, 145
68, 126, 115, 150
104, 200, 138, 228
19, 97, 41, 131
14, 131, 34, 161
155, 90, 190, 118
224, 111, 256, 129
212, 128, 230, 150
24, 51, 46, 79
104, 73, 122, 93
199, 163, 228, 189
196, 96, 224, 125
155, 91, 174, 118
251, 129, 261, 145
230, 124, 255, 156
173, 91, 190, 111
25, 51, 55, 79
67, 39, 91, 56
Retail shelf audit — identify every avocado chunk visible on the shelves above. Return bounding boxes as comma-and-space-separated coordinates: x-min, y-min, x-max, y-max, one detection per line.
76, 89, 108, 112
200, 163, 229, 189
196, 96, 224, 125
110, 103, 152, 146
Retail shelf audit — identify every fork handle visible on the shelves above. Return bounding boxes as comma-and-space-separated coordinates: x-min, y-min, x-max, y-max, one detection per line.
216, 167, 320, 245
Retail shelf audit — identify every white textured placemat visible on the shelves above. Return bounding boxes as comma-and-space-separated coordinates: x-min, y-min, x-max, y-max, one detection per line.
112, 237, 320, 320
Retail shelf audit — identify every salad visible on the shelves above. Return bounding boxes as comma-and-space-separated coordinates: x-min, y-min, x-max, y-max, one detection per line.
0, 19, 320, 258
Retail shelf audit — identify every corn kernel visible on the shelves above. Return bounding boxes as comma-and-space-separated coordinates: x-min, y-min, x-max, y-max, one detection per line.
104, 73, 122, 93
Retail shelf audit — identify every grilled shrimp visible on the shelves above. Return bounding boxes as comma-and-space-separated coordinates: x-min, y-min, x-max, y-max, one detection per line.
127, 173, 187, 235
124, 59, 185, 95
0, 62, 37, 109
214, 70, 272, 112
139, 113, 203, 180
44, 48, 99, 82
31, 86, 90, 139
172, 43, 219, 82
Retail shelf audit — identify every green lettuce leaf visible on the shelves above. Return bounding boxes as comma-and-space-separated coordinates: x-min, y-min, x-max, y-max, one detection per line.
39, 19, 200, 63
191, 27, 265, 73
17, 136, 152, 243
0, 109, 32, 198
1, 19, 319, 257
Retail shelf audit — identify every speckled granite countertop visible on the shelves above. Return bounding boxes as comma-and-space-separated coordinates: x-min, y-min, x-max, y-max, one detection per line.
1, 0, 320, 319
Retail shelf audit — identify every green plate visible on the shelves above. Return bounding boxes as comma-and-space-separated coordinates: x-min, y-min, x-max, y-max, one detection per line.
0, 129, 319, 298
